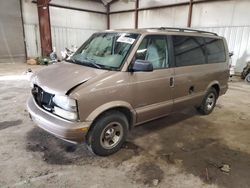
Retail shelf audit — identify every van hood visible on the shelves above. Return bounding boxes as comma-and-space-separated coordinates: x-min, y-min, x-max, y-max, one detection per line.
32, 62, 108, 95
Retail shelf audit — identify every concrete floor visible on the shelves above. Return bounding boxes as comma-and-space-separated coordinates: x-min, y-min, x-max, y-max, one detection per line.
0, 63, 250, 188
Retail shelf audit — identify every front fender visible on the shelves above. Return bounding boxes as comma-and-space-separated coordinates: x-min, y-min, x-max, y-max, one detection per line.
85, 101, 136, 125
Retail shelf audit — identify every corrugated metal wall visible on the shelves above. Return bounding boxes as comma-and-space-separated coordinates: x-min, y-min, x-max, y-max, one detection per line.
24, 24, 41, 58
51, 26, 101, 57
110, 13, 135, 29
0, 0, 26, 63
22, 0, 106, 59
138, 6, 189, 28
24, 24, 102, 58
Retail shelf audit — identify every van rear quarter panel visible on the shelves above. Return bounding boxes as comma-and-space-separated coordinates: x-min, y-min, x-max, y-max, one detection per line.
173, 62, 229, 111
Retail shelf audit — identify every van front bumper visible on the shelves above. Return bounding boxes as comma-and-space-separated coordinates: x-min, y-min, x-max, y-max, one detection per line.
27, 96, 90, 143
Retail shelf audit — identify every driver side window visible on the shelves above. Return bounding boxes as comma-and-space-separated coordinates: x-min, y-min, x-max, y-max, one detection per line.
135, 36, 169, 69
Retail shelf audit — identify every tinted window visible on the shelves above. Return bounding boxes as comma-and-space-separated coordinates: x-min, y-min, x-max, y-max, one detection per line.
205, 38, 226, 63
173, 36, 206, 67
135, 36, 169, 69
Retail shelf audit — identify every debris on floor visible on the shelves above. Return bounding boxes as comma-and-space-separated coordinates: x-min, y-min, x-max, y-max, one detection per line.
26, 59, 37, 65
220, 164, 231, 173
152, 179, 159, 186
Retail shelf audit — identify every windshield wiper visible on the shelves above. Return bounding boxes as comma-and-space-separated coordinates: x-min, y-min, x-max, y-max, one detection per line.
67, 57, 101, 69
66, 58, 83, 65
67, 56, 112, 70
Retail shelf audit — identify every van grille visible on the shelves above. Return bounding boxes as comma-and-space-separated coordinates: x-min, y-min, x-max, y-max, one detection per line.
32, 85, 54, 111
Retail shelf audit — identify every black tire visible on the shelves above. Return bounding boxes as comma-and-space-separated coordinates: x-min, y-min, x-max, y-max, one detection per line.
86, 110, 129, 156
197, 87, 218, 115
245, 73, 250, 83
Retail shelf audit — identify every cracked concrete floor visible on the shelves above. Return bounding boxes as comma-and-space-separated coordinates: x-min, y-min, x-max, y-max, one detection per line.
0, 63, 250, 188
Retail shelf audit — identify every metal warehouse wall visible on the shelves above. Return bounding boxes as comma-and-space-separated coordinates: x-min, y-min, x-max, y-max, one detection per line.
110, 0, 250, 73
22, 0, 106, 58
110, 1, 135, 29
0, 0, 26, 63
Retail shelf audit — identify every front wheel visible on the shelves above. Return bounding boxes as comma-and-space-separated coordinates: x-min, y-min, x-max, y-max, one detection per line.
86, 110, 129, 156
197, 88, 218, 115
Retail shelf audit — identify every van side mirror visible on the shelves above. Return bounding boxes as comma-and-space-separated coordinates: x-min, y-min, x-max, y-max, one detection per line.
130, 59, 153, 72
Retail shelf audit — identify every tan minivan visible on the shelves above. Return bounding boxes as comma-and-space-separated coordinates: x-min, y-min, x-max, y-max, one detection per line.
27, 28, 229, 156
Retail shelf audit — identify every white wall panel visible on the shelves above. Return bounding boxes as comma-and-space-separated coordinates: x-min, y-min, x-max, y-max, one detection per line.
50, 7, 106, 30
139, 0, 188, 8
51, 26, 100, 57
192, 1, 250, 27
138, 6, 188, 28
24, 24, 41, 58
110, 1, 135, 12
0, 0, 26, 63
22, 0, 39, 25
110, 12, 135, 29
230, 1, 250, 26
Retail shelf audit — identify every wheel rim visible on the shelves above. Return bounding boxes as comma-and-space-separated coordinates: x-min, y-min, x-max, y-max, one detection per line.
206, 93, 215, 111
100, 122, 123, 149
246, 75, 250, 82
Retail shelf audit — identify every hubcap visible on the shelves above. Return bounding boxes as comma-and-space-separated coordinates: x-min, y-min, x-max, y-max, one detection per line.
206, 93, 215, 111
246, 75, 250, 82
100, 122, 123, 149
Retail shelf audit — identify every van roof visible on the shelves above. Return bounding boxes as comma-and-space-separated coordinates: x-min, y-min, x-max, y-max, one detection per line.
105, 27, 221, 38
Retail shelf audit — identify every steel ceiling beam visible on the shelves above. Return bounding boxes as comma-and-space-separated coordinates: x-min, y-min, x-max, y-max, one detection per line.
32, 0, 106, 14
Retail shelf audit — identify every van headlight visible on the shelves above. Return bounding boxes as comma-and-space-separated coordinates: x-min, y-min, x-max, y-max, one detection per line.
52, 95, 78, 120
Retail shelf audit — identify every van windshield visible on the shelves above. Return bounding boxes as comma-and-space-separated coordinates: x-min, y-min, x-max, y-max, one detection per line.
68, 32, 139, 70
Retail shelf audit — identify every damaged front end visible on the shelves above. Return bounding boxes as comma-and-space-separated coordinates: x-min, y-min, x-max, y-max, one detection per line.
31, 84, 80, 121
27, 74, 91, 143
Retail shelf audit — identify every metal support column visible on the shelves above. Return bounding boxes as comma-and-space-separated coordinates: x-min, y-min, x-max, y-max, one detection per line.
135, 0, 139, 29
187, 0, 193, 27
107, 3, 110, 29
37, 0, 52, 56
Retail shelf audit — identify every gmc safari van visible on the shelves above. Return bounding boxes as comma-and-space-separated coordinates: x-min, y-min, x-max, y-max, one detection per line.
27, 27, 229, 156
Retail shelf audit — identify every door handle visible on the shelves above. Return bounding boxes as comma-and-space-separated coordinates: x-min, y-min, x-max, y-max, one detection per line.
170, 77, 174, 87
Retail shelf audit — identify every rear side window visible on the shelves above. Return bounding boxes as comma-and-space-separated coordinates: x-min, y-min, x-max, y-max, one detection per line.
173, 36, 206, 67
205, 38, 226, 63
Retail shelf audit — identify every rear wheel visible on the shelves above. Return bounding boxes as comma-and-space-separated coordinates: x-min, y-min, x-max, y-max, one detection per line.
86, 110, 128, 156
245, 73, 250, 83
197, 88, 218, 115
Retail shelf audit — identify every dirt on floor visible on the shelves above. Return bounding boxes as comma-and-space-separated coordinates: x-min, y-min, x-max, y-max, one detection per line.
0, 63, 250, 188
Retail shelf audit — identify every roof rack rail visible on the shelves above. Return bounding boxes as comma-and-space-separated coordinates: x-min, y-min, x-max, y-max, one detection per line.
148, 27, 218, 36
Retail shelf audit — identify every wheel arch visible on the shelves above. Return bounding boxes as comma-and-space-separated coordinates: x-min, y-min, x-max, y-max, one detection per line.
85, 101, 136, 131
206, 81, 220, 96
